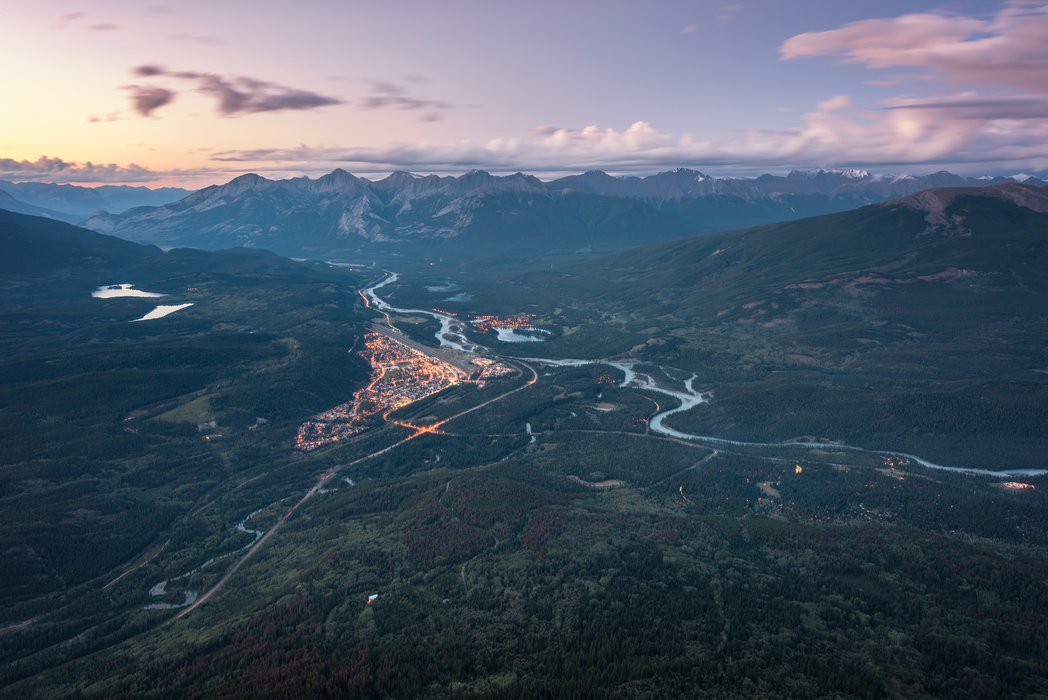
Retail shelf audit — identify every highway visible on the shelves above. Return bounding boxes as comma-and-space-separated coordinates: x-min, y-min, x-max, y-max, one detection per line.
176, 266, 1034, 622
175, 345, 536, 621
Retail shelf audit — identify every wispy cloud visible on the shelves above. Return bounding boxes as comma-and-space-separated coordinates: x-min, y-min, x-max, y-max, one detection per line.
52, 12, 84, 29
87, 112, 124, 124
134, 65, 166, 77
12, 94, 1048, 187
123, 85, 176, 117
0, 156, 160, 183
167, 33, 222, 45
766, 2, 1048, 174
781, 1, 1048, 95
0, 155, 261, 185
53, 12, 120, 32
124, 65, 344, 117
880, 93, 1048, 120
206, 97, 1048, 176
359, 80, 455, 121
717, 2, 743, 25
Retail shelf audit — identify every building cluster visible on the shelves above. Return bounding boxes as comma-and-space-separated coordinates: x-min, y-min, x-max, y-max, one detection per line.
296, 332, 465, 451
882, 456, 912, 470
469, 314, 539, 332
1003, 482, 1036, 490
469, 356, 515, 386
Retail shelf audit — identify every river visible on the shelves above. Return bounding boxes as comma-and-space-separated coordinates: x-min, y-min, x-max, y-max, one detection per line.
364, 272, 1046, 479
362, 273, 483, 353
145, 505, 269, 609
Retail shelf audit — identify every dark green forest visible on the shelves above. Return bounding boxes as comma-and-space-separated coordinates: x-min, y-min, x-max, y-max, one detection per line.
2, 199, 1048, 699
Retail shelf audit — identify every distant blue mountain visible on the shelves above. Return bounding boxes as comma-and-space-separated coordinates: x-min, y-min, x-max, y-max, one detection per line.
0, 180, 190, 220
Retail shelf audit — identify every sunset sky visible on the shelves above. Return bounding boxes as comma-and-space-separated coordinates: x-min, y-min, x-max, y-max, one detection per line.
2, 0, 1046, 187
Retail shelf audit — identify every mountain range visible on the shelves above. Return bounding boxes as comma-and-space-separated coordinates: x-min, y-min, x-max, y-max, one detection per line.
0, 180, 190, 223
460, 182, 1048, 468
84, 168, 1045, 259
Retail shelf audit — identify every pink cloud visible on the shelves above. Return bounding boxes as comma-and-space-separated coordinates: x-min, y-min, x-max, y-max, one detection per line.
781, 2, 1048, 95
123, 85, 176, 117
206, 99, 1048, 176
0, 156, 160, 183
123, 65, 344, 117
10, 94, 1048, 188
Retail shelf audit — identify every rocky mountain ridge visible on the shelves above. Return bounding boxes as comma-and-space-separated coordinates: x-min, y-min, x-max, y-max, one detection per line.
83, 168, 1047, 259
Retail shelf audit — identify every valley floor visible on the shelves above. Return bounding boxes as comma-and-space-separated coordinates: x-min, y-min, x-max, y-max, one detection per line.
3, 270, 1047, 699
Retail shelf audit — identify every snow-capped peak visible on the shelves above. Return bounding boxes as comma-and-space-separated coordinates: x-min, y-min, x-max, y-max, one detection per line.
832, 168, 871, 179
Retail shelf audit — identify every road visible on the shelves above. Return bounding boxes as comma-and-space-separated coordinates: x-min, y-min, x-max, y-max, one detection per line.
103, 540, 170, 590
177, 265, 1033, 621
175, 358, 536, 621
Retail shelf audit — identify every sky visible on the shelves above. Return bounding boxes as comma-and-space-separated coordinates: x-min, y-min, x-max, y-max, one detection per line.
1, 0, 1047, 187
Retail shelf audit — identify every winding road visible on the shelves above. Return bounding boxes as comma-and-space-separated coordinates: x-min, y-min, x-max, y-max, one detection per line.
176, 338, 536, 620
174, 269, 1043, 621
